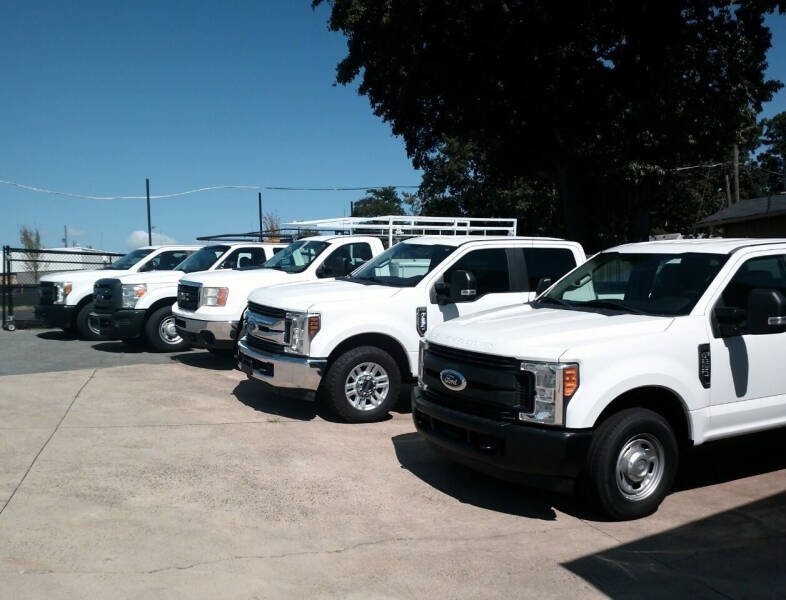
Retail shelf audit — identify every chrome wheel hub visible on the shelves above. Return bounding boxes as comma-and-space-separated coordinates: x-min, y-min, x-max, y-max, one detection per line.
615, 433, 665, 501
159, 316, 182, 345
344, 362, 389, 411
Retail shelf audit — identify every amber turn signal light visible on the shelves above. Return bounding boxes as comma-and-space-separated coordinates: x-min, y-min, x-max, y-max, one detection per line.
563, 366, 579, 398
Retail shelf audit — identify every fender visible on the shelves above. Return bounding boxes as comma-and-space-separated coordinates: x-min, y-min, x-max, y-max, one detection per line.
311, 313, 420, 376
135, 285, 178, 311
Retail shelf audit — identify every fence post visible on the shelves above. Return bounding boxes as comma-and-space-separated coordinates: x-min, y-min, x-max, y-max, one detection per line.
1, 246, 6, 329
5, 246, 14, 330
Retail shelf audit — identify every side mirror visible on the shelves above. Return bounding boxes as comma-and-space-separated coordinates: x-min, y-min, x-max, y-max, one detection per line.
747, 288, 786, 335
434, 282, 450, 305
535, 277, 553, 296
449, 270, 477, 303
318, 257, 350, 278
138, 261, 154, 272
715, 306, 746, 337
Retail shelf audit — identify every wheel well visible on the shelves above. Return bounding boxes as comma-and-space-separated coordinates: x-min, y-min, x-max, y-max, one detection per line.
72, 295, 94, 326
327, 333, 413, 380
144, 298, 176, 324
595, 386, 692, 444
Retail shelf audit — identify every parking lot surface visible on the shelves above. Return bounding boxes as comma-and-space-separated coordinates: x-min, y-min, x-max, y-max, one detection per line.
1, 330, 785, 598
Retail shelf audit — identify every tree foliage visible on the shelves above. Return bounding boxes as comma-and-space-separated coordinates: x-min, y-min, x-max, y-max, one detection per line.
315, 0, 785, 249
351, 186, 409, 216
19, 225, 42, 282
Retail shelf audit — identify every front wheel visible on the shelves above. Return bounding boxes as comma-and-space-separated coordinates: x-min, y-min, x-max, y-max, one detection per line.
584, 408, 678, 520
76, 302, 106, 341
145, 306, 190, 352
323, 346, 401, 423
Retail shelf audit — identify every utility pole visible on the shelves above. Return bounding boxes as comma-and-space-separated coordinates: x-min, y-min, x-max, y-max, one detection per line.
258, 192, 264, 241
61, 225, 68, 248
732, 144, 740, 204
725, 174, 732, 207
146, 178, 152, 245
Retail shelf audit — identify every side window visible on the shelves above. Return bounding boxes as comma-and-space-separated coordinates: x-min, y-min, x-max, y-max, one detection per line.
319, 243, 373, 277
217, 248, 267, 270
721, 255, 786, 311
443, 249, 511, 299
521, 248, 577, 291
147, 250, 192, 271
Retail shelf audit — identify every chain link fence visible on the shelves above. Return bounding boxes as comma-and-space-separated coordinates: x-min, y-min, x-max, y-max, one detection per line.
2, 245, 124, 330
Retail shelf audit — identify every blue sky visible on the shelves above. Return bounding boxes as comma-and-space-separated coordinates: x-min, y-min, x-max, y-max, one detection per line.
1, 3, 785, 252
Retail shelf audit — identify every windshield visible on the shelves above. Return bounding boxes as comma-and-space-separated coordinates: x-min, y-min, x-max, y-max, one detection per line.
538, 252, 728, 316
349, 242, 455, 287
176, 245, 230, 273
105, 248, 154, 270
262, 240, 329, 273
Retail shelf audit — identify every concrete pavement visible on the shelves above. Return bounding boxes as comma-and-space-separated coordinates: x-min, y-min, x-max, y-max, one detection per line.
1, 333, 785, 598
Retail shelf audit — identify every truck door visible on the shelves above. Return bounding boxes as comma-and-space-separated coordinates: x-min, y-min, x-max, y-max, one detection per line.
428, 247, 529, 327
708, 253, 786, 435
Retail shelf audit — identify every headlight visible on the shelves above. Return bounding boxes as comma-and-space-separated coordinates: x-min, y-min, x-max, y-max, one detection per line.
201, 287, 228, 307
121, 284, 147, 308
519, 362, 579, 426
418, 339, 428, 389
285, 312, 320, 355
54, 282, 72, 304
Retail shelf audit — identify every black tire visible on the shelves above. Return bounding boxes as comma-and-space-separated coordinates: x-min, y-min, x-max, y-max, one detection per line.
323, 345, 401, 423
76, 302, 106, 341
584, 408, 678, 520
145, 306, 190, 352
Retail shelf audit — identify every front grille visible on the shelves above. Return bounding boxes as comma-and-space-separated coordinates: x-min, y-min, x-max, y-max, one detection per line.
247, 301, 287, 319
245, 334, 286, 355
93, 278, 121, 311
422, 345, 533, 420
177, 284, 200, 311
427, 343, 520, 369
38, 282, 57, 305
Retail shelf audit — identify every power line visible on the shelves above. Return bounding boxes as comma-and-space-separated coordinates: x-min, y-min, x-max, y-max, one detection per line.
672, 162, 725, 172
0, 179, 420, 200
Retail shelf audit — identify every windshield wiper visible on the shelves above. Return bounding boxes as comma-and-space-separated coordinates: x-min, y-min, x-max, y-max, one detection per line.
580, 299, 646, 314
535, 296, 571, 308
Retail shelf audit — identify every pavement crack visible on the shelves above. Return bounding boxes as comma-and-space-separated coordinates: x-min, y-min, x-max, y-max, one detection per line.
0, 368, 96, 518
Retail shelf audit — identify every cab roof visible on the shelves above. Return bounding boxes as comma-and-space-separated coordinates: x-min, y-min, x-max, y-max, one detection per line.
607, 238, 786, 255
403, 235, 564, 247
299, 235, 381, 243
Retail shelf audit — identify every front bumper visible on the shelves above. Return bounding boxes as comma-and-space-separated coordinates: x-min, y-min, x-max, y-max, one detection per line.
34, 304, 76, 329
236, 338, 327, 398
412, 387, 592, 493
90, 309, 146, 340
174, 316, 237, 349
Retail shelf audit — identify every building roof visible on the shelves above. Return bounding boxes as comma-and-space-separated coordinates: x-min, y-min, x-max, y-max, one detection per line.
608, 238, 786, 255
696, 194, 786, 227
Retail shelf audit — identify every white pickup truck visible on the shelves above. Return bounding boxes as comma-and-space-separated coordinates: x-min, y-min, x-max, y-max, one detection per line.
238, 236, 585, 422
35, 245, 199, 340
413, 238, 786, 520
172, 235, 385, 354
90, 242, 286, 352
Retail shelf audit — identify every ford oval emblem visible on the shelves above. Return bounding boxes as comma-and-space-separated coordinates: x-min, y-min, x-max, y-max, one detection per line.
440, 369, 467, 392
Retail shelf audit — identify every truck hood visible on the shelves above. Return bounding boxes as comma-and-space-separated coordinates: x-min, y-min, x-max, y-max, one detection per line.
248, 280, 400, 312
180, 268, 295, 288
112, 270, 185, 285
40, 269, 133, 284
427, 305, 674, 362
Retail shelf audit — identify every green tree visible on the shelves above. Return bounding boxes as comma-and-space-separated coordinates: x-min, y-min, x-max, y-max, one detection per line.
757, 112, 786, 194
19, 225, 42, 283
352, 186, 408, 216
314, 1, 784, 249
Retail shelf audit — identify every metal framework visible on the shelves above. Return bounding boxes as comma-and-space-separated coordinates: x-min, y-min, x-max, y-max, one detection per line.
282, 215, 518, 247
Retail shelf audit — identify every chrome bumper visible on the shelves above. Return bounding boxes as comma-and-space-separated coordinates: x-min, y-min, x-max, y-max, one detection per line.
237, 338, 327, 391
174, 316, 237, 341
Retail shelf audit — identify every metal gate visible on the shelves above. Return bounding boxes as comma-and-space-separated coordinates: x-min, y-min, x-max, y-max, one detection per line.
2, 246, 123, 330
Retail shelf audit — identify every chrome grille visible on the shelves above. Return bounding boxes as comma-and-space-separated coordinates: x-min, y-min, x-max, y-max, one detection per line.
245, 304, 289, 352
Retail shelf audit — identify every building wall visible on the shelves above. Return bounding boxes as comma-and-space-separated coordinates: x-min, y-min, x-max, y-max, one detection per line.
723, 215, 786, 238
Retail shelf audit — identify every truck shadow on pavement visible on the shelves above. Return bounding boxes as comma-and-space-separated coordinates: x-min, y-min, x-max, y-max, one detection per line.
231, 379, 340, 422
170, 351, 235, 371
563, 490, 786, 597
392, 426, 786, 522
36, 329, 77, 340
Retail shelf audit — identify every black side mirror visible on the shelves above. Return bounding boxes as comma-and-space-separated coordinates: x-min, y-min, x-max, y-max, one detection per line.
434, 282, 450, 305
449, 270, 477, 303
535, 277, 553, 296
715, 306, 747, 337
747, 288, 786, 335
